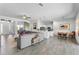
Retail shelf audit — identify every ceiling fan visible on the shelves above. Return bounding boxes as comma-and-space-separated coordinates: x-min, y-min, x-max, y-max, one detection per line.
17, 15, 31, 20
38, 3, 44, 7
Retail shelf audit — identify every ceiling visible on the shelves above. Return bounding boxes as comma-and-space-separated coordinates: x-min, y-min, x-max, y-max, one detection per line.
0, 3, 78, 25
0, 3, 74, 18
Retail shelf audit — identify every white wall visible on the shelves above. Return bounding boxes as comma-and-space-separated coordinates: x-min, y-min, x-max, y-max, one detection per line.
0, 16, 30, 35
37, 20, 46, 29
0, 23, 1, 34
53, 19, 75, 34
0, 21, 16, 35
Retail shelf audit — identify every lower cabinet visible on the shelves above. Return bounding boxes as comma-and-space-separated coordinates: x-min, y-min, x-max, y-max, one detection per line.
21, 38, 31, 49
17, 32, 45, 49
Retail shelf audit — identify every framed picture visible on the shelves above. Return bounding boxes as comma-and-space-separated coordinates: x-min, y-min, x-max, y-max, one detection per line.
60, 23, 70, 30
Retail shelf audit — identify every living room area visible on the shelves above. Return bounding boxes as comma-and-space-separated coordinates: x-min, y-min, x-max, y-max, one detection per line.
0, 3, 79, 55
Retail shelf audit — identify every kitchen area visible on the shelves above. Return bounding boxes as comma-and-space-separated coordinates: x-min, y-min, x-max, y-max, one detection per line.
0, 15, 53, 54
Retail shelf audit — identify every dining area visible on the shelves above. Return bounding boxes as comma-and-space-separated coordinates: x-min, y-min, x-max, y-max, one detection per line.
57, 31, 75, 39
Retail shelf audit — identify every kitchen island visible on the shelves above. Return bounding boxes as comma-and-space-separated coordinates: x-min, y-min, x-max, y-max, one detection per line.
17, 30, 45, 49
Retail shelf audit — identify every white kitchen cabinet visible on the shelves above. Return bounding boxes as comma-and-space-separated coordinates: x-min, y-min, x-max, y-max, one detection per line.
17, 31, 46, 49
18, 33, 37, 49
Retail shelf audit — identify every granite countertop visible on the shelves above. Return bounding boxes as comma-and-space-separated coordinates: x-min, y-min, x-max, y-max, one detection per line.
18, 30, 40, 35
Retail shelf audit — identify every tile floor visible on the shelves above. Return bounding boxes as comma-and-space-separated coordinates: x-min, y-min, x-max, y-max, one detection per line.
0, 35, 79, 55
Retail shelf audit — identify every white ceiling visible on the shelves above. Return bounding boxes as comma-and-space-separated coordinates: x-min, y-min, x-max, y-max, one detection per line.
0, 3, 79, 25
0, 3, 74, 19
